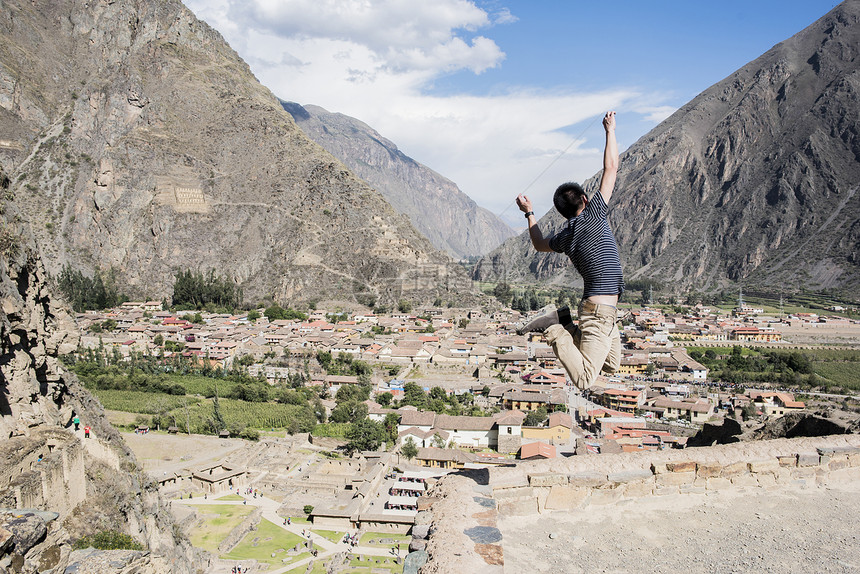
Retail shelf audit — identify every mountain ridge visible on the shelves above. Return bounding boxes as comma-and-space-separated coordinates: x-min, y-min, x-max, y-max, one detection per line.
0, 0, 469, 307
473, 0, 860, 299
281, 101, 516, 259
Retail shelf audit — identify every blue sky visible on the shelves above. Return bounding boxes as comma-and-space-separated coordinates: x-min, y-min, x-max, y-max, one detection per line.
184, 0, 838, 226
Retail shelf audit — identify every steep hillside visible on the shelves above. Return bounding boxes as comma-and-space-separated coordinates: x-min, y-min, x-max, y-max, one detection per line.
0, 0, 464, 306
281, 102, 515, 259
474, 0, 860, 298
0, 168, 202, 572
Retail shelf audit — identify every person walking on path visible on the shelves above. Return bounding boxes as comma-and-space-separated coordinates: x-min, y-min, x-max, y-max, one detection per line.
73, 415, 80, 431
84, 425, 91, 438
516, 110, 623, 390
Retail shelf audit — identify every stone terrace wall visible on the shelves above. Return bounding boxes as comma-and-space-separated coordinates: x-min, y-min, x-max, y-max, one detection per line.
0, 429, 86, 517
490, 435, 860, 516
415, 434, 860, 574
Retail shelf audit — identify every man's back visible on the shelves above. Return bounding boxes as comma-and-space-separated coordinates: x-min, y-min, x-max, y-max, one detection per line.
548, 191, 623, 299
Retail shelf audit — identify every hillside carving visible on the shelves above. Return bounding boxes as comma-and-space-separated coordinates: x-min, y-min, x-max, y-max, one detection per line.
0, 0, 461, 305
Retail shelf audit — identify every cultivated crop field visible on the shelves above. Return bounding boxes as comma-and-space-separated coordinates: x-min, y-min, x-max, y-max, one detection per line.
93, 389, 201, 413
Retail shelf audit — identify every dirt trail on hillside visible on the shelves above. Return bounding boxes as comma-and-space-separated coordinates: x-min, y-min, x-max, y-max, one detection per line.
499, 482, 860, 574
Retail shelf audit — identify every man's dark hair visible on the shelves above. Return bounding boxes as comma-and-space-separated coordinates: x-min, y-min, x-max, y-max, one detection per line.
553, 182, 586, 219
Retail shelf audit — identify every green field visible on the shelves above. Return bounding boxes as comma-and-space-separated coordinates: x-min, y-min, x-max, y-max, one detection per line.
188, 504, 255, 552
812, 362, 860, 391
222, 518, 313, 567
168, 374, 241, 397
218, 494, 245, 501
92, 389, 309, 431
180, 398, 307, 429
358, 532, 411, 549
310, 423, 351, 438
685, 346, 860, 392
92, 390, 201, 414
311, 529, 345, 544
346, 554, 404, 573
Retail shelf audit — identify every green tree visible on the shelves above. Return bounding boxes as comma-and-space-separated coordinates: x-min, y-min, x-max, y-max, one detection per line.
492, 282, 513, 306
172, 268, 241, 310
402, 436, 419, 460
57, 265, 126, 312
246, 310, 261, 322
376, 392, 393, 407
402, 382, 427, 409
524, 406, 548, 427
398, 299, 412, 313
383, 412, 400, 446
346, 418, 386, 454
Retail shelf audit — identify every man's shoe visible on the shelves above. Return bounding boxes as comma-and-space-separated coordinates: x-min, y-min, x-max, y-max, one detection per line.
515, 305, 558, 335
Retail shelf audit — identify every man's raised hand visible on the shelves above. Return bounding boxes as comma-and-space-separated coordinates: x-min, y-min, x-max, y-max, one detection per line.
516, 193, 533, 214
603, 110, 616, 132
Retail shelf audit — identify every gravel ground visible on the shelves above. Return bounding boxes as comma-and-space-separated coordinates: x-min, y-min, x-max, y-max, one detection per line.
122, 431, 246, 475
499, 482, 860, 574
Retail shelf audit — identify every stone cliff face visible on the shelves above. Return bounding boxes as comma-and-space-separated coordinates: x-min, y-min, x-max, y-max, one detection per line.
474, 1, 860, 297
0, 0, 464, 306
0, 169, 201, 572
281, 102, 515, 259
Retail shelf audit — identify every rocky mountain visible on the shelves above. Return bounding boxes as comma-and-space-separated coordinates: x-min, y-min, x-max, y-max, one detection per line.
0, 167, 203, 573
281, 102, 515, 259
474, 0, 860, 298
0, 0, 468, 307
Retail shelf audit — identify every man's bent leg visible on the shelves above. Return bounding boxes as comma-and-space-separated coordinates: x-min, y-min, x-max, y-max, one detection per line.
573, 305, 616, 388
546, 324, 604, 390
601, 323, 621, 374
545, 325, 584, 388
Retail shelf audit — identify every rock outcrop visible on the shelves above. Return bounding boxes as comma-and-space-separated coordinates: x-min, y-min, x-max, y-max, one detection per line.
474, 1, 860, 297
281, 102, 515, 259
0, 168, 202, 573
0, 0, 465, 306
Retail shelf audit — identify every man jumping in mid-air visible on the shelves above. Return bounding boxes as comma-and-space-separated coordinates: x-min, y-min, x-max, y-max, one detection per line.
515, 110, 622, 390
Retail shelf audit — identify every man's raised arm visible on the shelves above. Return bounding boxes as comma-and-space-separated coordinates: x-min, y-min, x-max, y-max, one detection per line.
598, 111, 618, 204
516, 194, 552, 252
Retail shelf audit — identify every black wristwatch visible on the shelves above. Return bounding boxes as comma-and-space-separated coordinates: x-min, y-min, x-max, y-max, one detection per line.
524, 211, 534, 218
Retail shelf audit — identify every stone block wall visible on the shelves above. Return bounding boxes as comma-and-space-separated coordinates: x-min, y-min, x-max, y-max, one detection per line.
1, 430, 87, 518
496, 434, 522, 455
414, 435, 860, 573
488, 437, 860, 516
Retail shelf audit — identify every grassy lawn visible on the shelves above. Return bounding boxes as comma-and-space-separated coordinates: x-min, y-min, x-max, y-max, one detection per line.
359, 532, 411, 549
223, 518, 314, 567
346, 554, 404, 573
188, 504, 255, 552
218, 494, 245, 501
310, 529, 344, 543
287, 515, 311, 525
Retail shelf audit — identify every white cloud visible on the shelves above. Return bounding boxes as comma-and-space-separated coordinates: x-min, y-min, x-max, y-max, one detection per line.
183, 0, 672, 223
634, 105, 677, 124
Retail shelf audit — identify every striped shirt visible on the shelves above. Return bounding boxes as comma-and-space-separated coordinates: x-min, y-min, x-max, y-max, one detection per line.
548, 191, 624, 298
